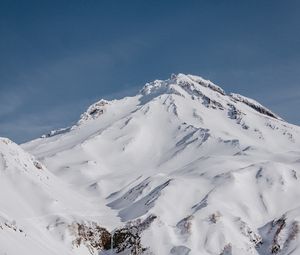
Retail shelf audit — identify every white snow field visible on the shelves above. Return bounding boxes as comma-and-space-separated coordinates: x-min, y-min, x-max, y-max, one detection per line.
2, 73, 300, 254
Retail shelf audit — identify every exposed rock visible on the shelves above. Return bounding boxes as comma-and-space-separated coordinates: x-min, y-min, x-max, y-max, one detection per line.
33, 160, 43, 170
220, 243, 232, 255
78, 99, 109, 124
230, 93, 281, 120
70, 215, 157, 254
238, 218, 262, 247
179, 80, 224, 110
112, 214, 157, 254
227, 104, 249, 129
209, 211, 221, 224
0, 217, 25, 235
41, 127, 71, 138
176, 215, 194, 236
187, 74, 226, 95
70, 222, 111, 253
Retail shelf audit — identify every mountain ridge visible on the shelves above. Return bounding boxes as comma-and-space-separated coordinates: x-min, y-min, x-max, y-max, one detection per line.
41, 73, 283, 139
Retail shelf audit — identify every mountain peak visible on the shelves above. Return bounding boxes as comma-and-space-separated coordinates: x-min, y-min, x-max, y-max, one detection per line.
139, 73, 281, 121
41, 73, 283, 139
139, 73, 225, 97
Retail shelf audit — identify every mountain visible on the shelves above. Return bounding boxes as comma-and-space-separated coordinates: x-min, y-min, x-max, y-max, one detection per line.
2, 73, 300, 255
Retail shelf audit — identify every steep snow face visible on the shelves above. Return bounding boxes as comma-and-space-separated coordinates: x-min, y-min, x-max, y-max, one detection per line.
0, 138, 120, 255
3, 73, 300, 255
0, 138, 74, 255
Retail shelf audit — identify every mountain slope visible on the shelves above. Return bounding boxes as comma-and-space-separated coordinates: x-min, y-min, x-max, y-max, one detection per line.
2, 73, 300, 254
0, 137, 120, 255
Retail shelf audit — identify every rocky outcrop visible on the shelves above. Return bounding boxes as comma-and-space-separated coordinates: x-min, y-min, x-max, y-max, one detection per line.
176, 215, 194, 237
257, 214, 300, 255
220, 243, 232, 255
230, 93, 281, 120
111, 215, 157, 254
78, 99, 109, 124
70, 215, 157, 254
70, 222, 111, 253
41, 127, 71, 138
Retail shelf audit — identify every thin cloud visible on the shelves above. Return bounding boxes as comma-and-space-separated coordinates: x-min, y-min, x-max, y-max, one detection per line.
0, 91, 23, 118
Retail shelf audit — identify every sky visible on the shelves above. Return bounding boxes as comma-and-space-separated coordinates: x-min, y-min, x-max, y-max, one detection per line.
0, 0, 300, 143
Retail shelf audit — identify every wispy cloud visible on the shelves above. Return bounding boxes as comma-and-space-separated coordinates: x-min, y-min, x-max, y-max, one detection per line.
0, 91, 23, 118
0, 118, 53, 143
0, 33, 154, 143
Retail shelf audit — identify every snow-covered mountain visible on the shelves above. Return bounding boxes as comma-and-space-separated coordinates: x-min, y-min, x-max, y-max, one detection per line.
2, 73, 300, 255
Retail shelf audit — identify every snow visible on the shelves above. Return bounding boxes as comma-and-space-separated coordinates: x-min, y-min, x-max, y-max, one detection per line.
1, 73, 300, 254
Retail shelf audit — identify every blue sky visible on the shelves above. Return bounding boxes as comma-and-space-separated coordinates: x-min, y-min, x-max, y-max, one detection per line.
0, 0, 300, 143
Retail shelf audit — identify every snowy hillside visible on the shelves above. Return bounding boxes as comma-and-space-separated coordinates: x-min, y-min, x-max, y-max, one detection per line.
2, 73, 300, 254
